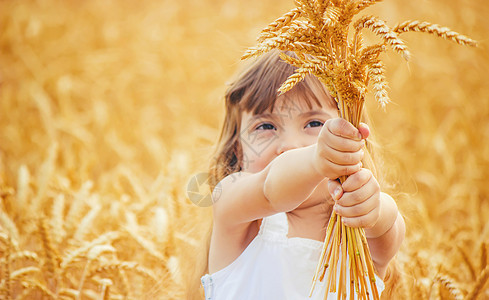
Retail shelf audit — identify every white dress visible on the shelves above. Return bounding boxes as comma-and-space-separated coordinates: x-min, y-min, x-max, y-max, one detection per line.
201, 212, 385, 300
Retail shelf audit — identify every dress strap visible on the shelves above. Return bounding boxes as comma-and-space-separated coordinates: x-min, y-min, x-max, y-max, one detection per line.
259, 212, 289, 238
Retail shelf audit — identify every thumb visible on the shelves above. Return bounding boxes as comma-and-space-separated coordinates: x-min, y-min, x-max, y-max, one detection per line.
358, 123, 370, 139
327, 179, 343, 202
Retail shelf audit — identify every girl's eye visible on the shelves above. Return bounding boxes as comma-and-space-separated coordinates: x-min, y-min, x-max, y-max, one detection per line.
305, 120, 324, 128
255, 123, 276, 130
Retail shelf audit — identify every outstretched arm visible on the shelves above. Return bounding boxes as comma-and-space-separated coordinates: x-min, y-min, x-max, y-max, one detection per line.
213, 145, 324, 226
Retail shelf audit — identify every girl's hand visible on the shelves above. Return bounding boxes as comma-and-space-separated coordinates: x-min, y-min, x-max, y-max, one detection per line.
314, 118, 369, 180
327, 168, 381, 229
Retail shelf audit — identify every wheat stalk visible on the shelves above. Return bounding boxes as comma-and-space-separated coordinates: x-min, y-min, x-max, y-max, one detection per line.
10, 266, 40, 281
429, 279, 441, 300
480, 242, 487, 272
1, 234, 12, 300
88, 261, 158, 284
100, 278, 113, 300
465, 266, 489, 300
61, 231, 120, 271
77, 245, 116, 300
73, 201, 102, 241
59, 288, 80, 299
20, 279, 56, 300
458, 245, 477, 281
16, 165, 31, 208
125, 211, 166, 261
115, 267, 131, 298
64, 181, 93, 239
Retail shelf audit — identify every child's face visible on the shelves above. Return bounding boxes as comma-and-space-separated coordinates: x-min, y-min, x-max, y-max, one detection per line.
239, 95, 338, 173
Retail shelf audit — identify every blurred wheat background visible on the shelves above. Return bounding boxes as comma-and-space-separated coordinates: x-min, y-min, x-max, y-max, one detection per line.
0, 0, 488, 299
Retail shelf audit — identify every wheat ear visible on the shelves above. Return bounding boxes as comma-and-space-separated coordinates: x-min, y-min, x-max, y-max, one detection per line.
279, 52, 305, 68
278, 68, 311, 95
61, 231, 119, 271
77, 245, 116, 299
20, 280, 56, 299
243, 37, 324, 60
368, 60, 390, 107
324, 5, 341, 27
0, 209, 19, 243
258, 7, 302, 42
295, 0, 323, 30
435, 274, 464, 300
1, 251, 39, 265
355, 15, 410, 60
38, 218, 61, 276
50, 194, 66, 246
355, 0, 384, 13
394, 20, 478, 47
88, 262, 158, 284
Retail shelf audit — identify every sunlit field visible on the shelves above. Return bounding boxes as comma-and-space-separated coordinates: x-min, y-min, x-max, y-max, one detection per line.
0, 0, 488, 299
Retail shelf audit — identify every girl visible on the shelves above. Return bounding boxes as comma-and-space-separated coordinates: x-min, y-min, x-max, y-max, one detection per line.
198, 50, 405, 299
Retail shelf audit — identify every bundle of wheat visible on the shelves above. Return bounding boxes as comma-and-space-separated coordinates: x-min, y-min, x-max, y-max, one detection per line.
243, 0, 476, 299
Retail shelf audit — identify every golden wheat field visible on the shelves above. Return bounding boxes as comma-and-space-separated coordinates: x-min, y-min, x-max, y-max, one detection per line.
0, 0, 488, 299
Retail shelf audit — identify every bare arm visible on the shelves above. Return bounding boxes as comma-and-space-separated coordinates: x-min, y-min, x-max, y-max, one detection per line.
365, 193, 405, 278
213, 145, 324, 227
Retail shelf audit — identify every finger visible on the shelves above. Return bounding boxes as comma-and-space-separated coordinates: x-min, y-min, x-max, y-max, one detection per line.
334, 193, 378, 218
326, 118, 362, 141
327, 179, 343, 201
320, 126, 365, 152
321, 134, 365, 153
358, 123, 370, 139
318, 142, 365, 166
341, 206, 380, 229
341, 169, 373, 192
316, 179, 336, 205
337, 179, 379, 208
316, 154, 363, 179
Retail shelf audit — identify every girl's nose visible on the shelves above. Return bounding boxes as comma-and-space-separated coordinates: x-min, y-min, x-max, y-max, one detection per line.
277, 134, 305, 155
